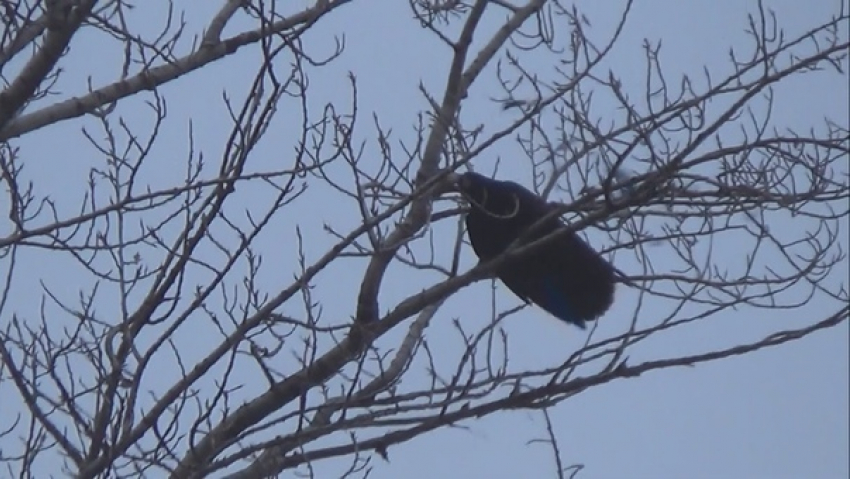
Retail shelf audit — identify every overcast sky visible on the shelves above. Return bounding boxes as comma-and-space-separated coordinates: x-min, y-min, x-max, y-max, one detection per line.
4, 0, 848, 478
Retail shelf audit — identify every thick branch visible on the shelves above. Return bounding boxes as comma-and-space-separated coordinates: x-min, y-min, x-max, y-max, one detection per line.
0, 0, 97, 131
0, 0, 352, 140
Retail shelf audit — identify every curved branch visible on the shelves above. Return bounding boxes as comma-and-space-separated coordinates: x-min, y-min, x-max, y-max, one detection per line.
0, 0, 352, 140
0, 0, 96, 131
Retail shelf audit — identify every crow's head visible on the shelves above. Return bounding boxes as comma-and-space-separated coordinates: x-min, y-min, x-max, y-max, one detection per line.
455, 172, 525, 219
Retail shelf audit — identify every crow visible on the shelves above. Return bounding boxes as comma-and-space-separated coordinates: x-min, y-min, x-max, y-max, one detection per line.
456, 171, 616, 328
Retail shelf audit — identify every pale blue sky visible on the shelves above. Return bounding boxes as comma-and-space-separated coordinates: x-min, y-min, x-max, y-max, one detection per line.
2, 1, 848, 478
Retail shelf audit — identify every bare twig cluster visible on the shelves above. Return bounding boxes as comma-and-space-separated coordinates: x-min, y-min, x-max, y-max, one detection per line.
0, 0, 846, 478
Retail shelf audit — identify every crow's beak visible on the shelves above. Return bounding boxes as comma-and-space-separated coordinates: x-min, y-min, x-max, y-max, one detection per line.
428, 170, 463, 197
443, 171, 463, 193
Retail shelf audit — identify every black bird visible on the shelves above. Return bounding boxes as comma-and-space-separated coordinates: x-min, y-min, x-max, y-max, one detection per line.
456, 172, 616, 328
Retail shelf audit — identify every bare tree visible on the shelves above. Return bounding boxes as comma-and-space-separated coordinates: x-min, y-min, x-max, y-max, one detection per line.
0, 0, 847, 478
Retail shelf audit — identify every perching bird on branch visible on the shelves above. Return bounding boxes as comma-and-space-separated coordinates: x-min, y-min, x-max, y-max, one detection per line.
455, 172, 616, 328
